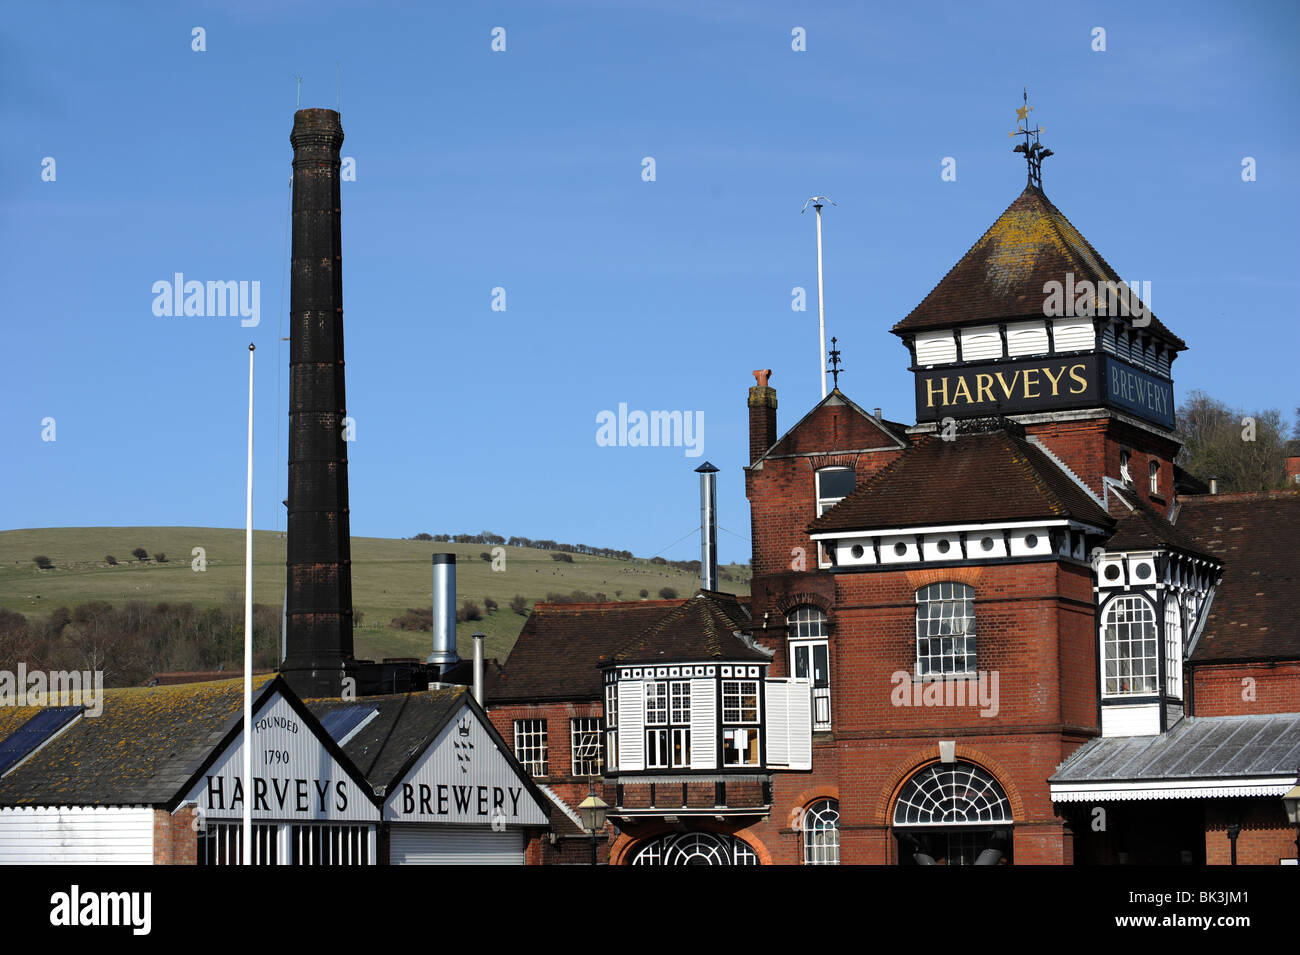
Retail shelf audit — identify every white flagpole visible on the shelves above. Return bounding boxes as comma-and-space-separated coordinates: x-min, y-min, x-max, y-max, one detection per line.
815, 202, 827, 399
243, 343, 255, 864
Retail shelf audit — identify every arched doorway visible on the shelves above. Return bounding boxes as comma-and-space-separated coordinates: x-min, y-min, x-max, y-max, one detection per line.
892, 761, 1013, 865
629, 831, 759, 865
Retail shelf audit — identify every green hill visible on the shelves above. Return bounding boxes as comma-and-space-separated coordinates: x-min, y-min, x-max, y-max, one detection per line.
0, 527, 750, 665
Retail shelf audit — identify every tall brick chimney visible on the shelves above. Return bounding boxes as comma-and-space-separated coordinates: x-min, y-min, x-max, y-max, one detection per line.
748, 369, 777, 465
280, 108, 355, 698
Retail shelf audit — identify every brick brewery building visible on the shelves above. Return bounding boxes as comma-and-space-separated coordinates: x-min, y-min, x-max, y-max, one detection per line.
486, 109, 1300, 865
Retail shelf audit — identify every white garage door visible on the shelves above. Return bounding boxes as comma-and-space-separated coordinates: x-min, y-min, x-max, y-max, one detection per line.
389, 826, 524, 865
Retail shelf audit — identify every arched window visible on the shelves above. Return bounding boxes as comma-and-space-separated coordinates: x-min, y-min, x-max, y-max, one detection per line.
893, 762, 1013, 865
1102, 595, 1158, 696
1149, 460, 1160, 495
630, 832, 759, 866
1164, 595, 1183, 699
802, 799, 839, 865
787, 606, 831, 730
915, 583, 976, 676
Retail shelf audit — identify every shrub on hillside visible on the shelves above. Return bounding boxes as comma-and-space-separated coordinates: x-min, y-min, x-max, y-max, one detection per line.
480, 552, 492, 562
484, 597, 498, 613
639, 589, 649, 598
457, 601, 482, 622
391, 608, 432, 631
412, 533, 434, 541
132, 548, 149, 561
551, 552, 573, 563
33, 555, 53, 570
154, 553, 167, 563
650, 556, 667, 565
105, 555, 118, 566
658, 587, 678, 600
510, 595, 528, 615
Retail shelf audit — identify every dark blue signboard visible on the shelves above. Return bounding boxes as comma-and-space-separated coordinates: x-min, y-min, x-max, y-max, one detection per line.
1102, 356, 1175, 430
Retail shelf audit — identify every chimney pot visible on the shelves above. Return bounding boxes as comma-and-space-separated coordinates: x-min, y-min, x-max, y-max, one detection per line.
747, 371, 778, 465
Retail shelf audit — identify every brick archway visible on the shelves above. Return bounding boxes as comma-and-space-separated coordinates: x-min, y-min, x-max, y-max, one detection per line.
610, 822, 773, 866
872, 745, 1026, 828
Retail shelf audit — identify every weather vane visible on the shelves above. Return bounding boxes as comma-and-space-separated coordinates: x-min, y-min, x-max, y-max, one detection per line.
826, 336, 844, 390
1008, 88, 1053, 189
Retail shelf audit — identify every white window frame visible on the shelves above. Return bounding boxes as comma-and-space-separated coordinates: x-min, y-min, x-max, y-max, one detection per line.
802, 799, 840, 865
1149, 460, 1160, 495
513, 718, 549, 777
1164, 596, 1183, 699
1101, 595, 1159, 697
604, 684, 619, 767
816, 467, 856, 567
722, 680, 760, 767
570, 717, 604, 776
643, 680, 692, 769
915, 583, 976, 677
787, 606, 831, 731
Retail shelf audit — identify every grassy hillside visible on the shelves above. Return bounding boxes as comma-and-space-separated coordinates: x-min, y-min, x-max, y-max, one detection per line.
0, 527, 750, 664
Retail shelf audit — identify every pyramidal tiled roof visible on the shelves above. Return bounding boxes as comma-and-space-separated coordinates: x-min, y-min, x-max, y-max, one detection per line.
808, 428, 1114, 533
602, 592, 764, 666
891, 185, 1185, 349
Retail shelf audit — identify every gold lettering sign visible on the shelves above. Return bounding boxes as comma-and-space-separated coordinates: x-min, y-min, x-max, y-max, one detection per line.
919, 361, 1094, 412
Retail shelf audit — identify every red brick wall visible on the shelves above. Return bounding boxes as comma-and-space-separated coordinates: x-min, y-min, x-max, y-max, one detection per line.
1190, 661, 1300, 716
1024, 415, 1180, 508
1205, 801, 1299, 866
153, 807, 197, 865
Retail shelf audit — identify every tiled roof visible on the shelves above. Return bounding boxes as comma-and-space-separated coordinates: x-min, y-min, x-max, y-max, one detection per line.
308, 688, 466, 792
0, 677, 274, 806
487, 601, 687, 704
602, 593, 764, 665
808, 429, 1114, 533
1106, 486, 1216, 559
1051, 713, 1300, 783
892, 186, 1185, 349
488, 594, 757, 703
1175, 490, 1300, 663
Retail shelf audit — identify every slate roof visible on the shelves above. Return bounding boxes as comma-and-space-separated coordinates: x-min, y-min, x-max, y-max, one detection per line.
600, 592, 764, 666
892, 185, 1185, 349
808, 429, 1114, 533
307, 688, 465, 792
488, 593, 756, 704
1175, 490, 1300, 663
1051, 713, 1300, 784
0, 676, 274, 807
1106, 485, 1216, 559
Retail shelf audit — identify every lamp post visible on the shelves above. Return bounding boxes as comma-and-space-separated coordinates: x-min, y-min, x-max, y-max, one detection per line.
1283, 783, 1300, 863
578, 782, 609, 866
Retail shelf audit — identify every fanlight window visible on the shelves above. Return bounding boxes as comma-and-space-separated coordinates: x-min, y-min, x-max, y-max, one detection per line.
630, 832, 758, 866
893, 762, 1012, 827
802, 799, 840, 865
915, 582, 976, 676
1102, 595, 1158, 696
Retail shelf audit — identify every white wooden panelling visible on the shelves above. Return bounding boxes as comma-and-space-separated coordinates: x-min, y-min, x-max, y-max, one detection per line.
384, 702, 548, 826
1052, 318, 1094, 352
764, 678, 812, 771
960, 325, 1002, 362
183, 690, 378, 822
1101, 703, 1161, 738
617, 681, 644, 771
389, 825, 524, 865
765, 681, 789, 767
0, 806, 153, 865
880, 535, 920, 564
788, 679, 813, 770
1007, 526, 1052, 558
1006, 320, 1049, 356
914, 330, 957, 365
689, 678, 717, 770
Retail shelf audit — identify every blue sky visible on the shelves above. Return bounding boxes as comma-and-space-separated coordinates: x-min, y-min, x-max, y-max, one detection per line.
2, 0, 1297, 565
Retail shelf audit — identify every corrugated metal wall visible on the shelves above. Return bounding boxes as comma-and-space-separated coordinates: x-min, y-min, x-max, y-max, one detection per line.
0, 806, 153, 864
